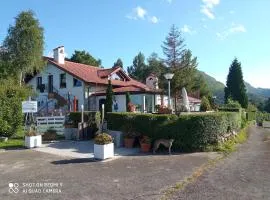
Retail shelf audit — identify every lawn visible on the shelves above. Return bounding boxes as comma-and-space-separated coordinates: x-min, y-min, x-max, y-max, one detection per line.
0, 130, 25, 149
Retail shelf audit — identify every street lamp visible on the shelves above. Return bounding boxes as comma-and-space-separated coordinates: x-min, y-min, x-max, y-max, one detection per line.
164, 73, 174, 109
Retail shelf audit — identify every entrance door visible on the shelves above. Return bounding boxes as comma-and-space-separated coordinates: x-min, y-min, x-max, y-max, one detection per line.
99, 99, 106, 111
48, 75, 53, 93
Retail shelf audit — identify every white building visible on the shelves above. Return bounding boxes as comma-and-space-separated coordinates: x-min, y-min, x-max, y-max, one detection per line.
27, 46, 167, 115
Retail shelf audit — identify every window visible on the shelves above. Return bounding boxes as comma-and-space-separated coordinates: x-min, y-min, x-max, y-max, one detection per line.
73, 78, 82, 87
36, 77, 42, 88
60, 73, 66, 88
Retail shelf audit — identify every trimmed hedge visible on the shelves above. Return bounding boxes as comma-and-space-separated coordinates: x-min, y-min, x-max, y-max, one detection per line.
107, 112, 241, 152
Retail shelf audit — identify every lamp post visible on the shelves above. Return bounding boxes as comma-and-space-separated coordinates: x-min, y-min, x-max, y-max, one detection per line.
164, 73, 174, 109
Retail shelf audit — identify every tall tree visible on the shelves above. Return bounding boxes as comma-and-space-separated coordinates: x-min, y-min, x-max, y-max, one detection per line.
70, 50, 101, 67
113, 58, 123, 68
126, 92, 131, 112
224, 58, 248, 108
162, 24, 186, 68
3, 10, 44, 85
264, 98, 270, 113
127, 52, 148, 81
105, 80, 113, 115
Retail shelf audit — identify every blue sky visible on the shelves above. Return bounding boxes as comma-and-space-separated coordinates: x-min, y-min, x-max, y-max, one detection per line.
0, 0, 270, 88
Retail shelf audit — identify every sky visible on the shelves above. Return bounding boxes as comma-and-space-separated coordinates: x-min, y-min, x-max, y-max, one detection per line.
0, 0, 270, 88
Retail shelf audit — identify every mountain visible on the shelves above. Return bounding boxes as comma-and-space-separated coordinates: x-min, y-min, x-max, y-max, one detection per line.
197, 70, 270, 105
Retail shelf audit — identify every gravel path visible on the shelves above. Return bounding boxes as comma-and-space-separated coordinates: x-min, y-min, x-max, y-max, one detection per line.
173, 126, 270, 200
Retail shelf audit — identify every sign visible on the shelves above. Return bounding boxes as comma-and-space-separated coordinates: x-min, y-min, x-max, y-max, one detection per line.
22, 101, 38, 113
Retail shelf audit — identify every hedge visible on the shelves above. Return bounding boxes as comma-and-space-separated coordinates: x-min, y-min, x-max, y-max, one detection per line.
107, 112, 242, 152
67, 111, 101, 128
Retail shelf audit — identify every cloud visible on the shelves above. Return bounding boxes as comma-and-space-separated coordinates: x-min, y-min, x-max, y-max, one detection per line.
200, 0, 220, 19
165, 0, 172, 3
149, 16, 159, 24
229, 10, 235, 14
126, 6, 147, 20
181, 25, 196, 35
217, 23, 246, 40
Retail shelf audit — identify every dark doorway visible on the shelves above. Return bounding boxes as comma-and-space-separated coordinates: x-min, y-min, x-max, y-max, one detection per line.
48, 75, 53, 93
99, 98, 106, 112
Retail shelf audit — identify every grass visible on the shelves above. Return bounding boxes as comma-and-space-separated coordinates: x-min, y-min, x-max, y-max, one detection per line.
213, 124, 249, 154
0, 130, 25, 149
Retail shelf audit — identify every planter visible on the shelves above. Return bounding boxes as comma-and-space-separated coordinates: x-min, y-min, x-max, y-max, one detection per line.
140, 143, 151, 152
25, 135, 42, 148
0, 137, 8, 142
124, 138, 135, 148
94, 143, 114, 160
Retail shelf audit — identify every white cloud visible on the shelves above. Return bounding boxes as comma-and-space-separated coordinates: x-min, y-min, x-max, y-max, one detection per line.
181, 25, 196, 34
126, 6, 147, 20
217, 23, 247, 40
200, 0, 220, 19
149, 16, 159, 24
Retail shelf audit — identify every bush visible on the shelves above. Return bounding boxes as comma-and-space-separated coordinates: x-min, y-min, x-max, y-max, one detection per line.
42, 128, 57, 141
107, 112, 241, 152
68, 111, 100, 129
200, 96, 211, 111
0, 79, 32, 138
94, 133, 113, 145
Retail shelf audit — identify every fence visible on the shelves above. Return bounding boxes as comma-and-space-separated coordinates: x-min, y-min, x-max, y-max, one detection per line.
36, 116, 65, 135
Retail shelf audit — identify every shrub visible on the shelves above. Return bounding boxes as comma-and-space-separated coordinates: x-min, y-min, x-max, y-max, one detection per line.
68, 111, 100, 128
0, 79, 32, 138
107, 112, 241, 152
94, 133, 113, 145
200, 96, 211, 111
42, 128, 57, 141
25, 125, 38, 137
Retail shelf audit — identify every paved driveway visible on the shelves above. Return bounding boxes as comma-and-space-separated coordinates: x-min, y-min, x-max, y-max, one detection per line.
173, 126, 270, 200
34, 140, 140, 158
0, 148, 218, 200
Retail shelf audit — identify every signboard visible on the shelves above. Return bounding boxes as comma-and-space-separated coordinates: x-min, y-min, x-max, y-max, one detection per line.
22, 101, 38, 113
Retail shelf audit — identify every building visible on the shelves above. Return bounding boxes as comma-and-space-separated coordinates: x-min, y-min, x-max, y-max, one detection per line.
27, 46, 166, 115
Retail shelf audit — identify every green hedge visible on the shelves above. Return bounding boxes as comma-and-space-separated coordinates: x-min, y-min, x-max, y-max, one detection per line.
107, 112, 241, 152
68, 111, 101, 128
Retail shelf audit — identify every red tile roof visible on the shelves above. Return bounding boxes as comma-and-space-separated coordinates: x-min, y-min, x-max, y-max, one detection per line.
188, 96, 201, 103
45, 57, 156, 92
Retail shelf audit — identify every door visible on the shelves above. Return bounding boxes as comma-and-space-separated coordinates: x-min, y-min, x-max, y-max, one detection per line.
48, 75, 53, 93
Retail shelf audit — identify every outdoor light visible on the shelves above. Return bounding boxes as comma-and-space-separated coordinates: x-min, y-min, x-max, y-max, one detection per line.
164, 73, 174, 109
164, 73, 174, 80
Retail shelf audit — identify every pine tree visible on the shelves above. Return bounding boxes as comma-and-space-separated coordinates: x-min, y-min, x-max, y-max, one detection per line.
105, 80, 113, 115
224, 58, 248, 108
126, 92, 131, 112
162, 24, 186, 68
70, 50, 101, 67
113, 58, 123, 68
127, 52, 148, 81
3, 10, 44, 85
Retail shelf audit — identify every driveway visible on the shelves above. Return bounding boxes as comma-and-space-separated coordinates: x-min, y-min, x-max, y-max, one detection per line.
0, 148, 218, 200
33, 140, 140, 158
173, 126, 270, 200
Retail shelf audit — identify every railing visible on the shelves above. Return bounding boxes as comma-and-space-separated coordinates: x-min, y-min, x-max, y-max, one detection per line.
36, 116, 65, 135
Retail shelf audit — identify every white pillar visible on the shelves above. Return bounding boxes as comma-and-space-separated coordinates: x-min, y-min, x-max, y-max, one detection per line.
152, 95, 155, 113
142, 95, 146, 113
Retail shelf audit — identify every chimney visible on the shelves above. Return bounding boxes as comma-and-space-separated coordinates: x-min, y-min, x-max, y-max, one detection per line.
146, 74, 159, 90
53, 46, 65, 64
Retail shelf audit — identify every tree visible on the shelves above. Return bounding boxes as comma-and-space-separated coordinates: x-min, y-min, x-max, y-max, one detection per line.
224, 58, 248, 108
127, 52, 148, 81
192, 72, 211, 98
113, 58, 123, 68
105, 80, 113, 115
3, 10, 44, 85
264, 98, 270, 113
200, 96, 211, 111
126, 92, 131, 112
162, 24, 186, 68
70, 50, 101, 67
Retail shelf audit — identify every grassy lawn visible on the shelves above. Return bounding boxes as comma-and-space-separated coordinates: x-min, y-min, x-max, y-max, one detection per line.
0, 130, 25, 149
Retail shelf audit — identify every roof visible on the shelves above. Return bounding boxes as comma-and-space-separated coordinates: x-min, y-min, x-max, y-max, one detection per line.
188, 96, 201, 103
44, 57, 157, 93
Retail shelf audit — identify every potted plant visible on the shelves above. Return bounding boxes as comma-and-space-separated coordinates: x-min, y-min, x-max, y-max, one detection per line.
25, 125, 42, 148
127, 102, 136, 112
140, 136, 151, 152
94, 133, 114, 160
122, 123, 136, 148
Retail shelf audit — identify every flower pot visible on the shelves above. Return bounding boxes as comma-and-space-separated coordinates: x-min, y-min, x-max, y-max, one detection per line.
124, 138, 135, 148
140, 143, 151, 152
94, 143, 114, 160
25, 135, 42, 148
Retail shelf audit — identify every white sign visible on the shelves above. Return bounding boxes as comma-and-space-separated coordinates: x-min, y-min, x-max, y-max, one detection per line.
22, 101, 38, 113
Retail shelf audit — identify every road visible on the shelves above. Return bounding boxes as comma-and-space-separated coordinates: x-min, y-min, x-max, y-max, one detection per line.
173, 126, 270, 200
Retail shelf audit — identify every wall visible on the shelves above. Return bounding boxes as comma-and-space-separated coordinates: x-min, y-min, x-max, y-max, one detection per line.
27, 63, 85, 111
